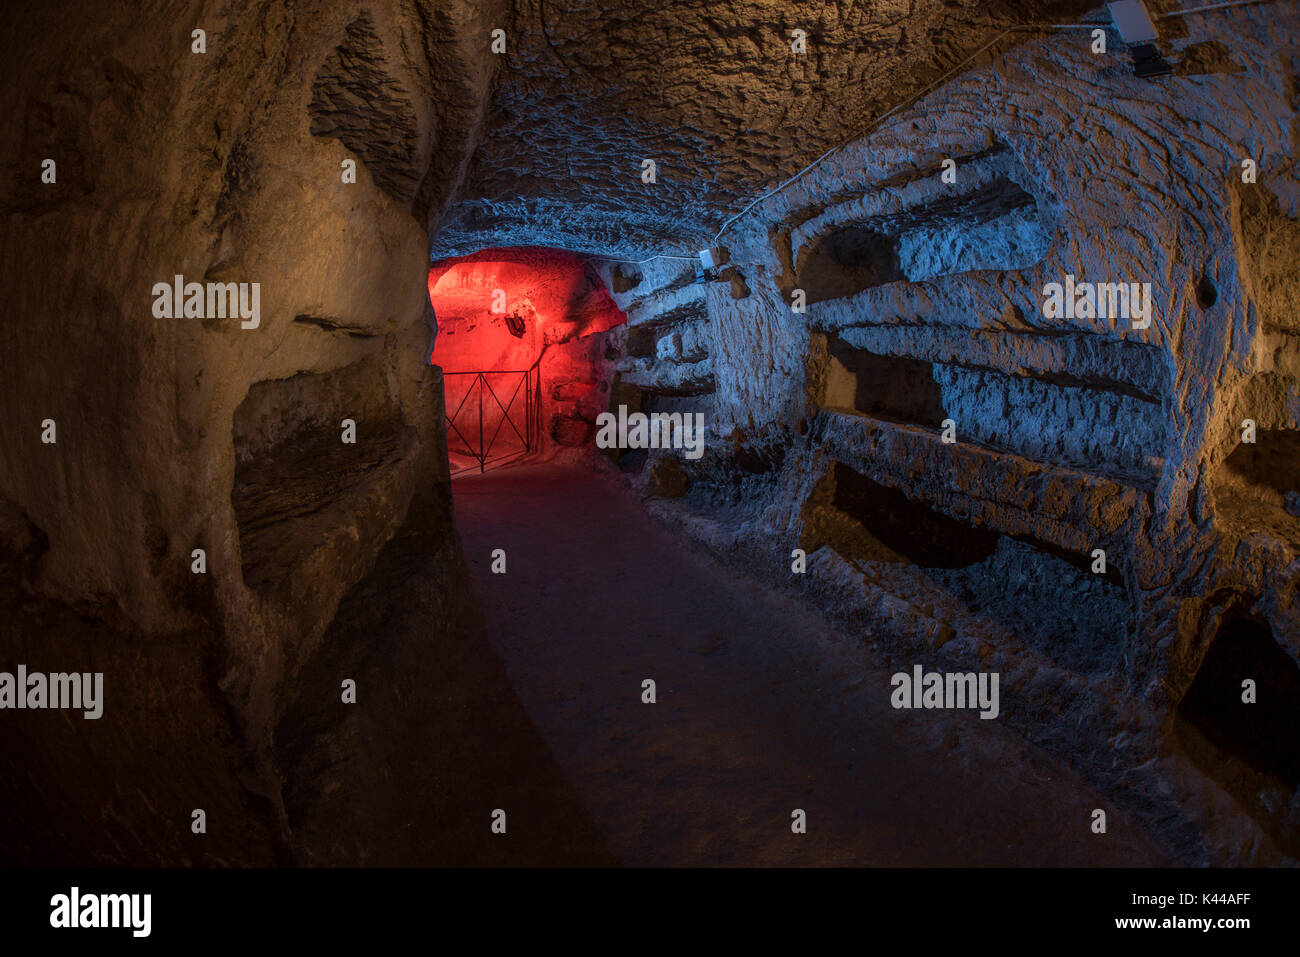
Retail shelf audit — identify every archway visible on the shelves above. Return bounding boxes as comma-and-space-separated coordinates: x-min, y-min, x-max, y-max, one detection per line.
428, 247, 626, 472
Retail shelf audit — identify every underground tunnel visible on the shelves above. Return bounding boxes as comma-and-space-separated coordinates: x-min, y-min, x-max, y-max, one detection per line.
1, 0, 1300, 895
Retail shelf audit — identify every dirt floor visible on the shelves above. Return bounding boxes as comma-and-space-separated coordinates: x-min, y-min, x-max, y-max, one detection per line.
451, 462, 1169, 866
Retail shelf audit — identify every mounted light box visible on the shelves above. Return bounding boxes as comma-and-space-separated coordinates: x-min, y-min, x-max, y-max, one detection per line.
1107, 0, 1173, 78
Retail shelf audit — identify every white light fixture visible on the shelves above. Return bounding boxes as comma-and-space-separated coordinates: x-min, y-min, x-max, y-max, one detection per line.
1107, 0, 1158, 43
1107, 0, 1172, 78
695, 247, 727, 284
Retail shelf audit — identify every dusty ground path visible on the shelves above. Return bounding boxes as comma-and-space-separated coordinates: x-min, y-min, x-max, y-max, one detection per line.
453, 463, 1168, 866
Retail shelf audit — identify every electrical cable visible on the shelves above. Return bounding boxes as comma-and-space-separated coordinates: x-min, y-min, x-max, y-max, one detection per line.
599, 253, 699, 264
1159, 0, 1270, 18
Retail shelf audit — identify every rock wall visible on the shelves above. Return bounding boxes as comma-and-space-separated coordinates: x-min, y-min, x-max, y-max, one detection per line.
599, 257, 718, 468
630, 4, 1300, 863
0, 0, 504, 863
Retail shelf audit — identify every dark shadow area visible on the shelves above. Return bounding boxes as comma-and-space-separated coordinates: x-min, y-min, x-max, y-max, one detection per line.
799, 226, 904, 303
1222, 428, 1300, 498
273, 525, 618, 865
826, 338, 947, 428
800, 461, 1128, 674
1173, 611, 1300, 854
1215, 428, 1300, 546
0, 500, 287, 865
1196, 274, 1218, 308
624, 326, 657, 358
1176, 614, 1300, 789
797, 171, 1050, 303
293, 314, 378, 339
826, 461, 999, 569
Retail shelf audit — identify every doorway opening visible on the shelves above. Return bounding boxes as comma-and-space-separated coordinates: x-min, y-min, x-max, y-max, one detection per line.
428, 247, 626, 474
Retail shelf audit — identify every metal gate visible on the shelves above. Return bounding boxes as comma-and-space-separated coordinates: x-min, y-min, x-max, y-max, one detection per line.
443, 369, 542, 474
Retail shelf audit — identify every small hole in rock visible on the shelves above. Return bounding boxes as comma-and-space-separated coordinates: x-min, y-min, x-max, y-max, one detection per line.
1196, 274, 1217, 309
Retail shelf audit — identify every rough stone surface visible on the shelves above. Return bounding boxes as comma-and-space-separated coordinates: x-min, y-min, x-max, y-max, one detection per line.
433, 0, 1097, 257
2, 0, 1298, 868
622, 4, 1300, 864
0, 0, 501, 863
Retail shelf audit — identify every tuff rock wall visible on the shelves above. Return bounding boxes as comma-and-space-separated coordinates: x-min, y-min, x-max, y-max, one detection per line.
612, 4, 1300, 864
0, 0, 507, 863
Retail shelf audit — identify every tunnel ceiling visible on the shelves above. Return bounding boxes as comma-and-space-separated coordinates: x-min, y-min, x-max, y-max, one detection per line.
432, 0, 1098, 259
428, 247, 626, 367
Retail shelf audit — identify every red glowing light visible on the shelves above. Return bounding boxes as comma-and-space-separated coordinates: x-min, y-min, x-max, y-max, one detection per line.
427, 247, 626, 370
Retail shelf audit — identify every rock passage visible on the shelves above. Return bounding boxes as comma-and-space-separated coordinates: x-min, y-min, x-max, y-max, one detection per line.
454, 464, 1166, 866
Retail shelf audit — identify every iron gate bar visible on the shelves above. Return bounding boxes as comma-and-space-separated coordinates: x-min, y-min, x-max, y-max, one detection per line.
442, 368, 539, 474
444, 373, 485, 469
445, 383, 478, 458
482, 372, 529, 452
444, 372, 482, 461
